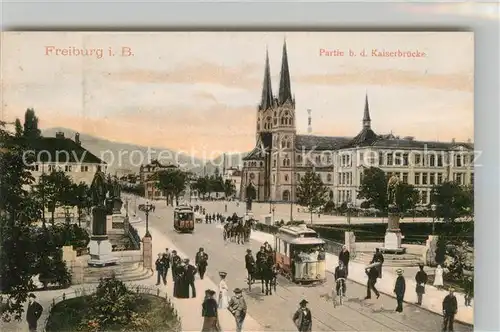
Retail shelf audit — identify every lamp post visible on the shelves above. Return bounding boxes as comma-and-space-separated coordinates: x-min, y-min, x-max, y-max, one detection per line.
431, 203, 437, 235
144, 201, 155, 238
347, 202, 353, 230
80, 192, 87, 227
125, 196, 129, 218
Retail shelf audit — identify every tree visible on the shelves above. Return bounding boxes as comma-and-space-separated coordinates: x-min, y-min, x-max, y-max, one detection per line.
22, 108, 41, 140
36, 170, 74, 225
357, 167, 388, 212
431, 181, 474, 221
193, 176, 210, 199
223, 179, 236, 199
14, 119, 23, 137
0, 122, 41, 321
70, 182, 90, 227
156, 168, 188, 205
296, 171, 328, 224
395, 182, 419, 215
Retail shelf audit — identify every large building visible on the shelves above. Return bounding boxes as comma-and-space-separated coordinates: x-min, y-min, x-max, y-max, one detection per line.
240, 42, 474, 207
29, 131, 107, 185
139, 159, 178, 200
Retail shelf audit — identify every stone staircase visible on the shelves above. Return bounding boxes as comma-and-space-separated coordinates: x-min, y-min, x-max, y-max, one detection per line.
354, 252, 423, 267
83, 262, 152, 283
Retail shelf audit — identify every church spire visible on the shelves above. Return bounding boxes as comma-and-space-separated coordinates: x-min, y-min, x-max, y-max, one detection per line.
278, 39, 292, 105
259, 48, 273, 110
363, 93, 371, 129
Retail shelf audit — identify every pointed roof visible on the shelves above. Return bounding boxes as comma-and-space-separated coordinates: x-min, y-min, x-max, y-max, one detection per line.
363, 93, 371, 123
259, 49, 274, 111
278, 40, 293, 105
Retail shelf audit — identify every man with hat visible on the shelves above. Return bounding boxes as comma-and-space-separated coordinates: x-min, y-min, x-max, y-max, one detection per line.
393, 269, 406, 313
414, 263, 428, 305
293, 299, 312, 332
228, 288, 247, 332
196, 247, 209, 280
202, 289, 220, 332
171, 250, 181, 281
26, 293, 43, 332
442, 287, 458, 332
161, 248, 171, 284
183, 258, 197, 298
155, 253, 165, 286
245, 249, 256, 283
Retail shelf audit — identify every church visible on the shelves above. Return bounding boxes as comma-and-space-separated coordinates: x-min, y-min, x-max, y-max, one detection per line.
239, 41, 474, 207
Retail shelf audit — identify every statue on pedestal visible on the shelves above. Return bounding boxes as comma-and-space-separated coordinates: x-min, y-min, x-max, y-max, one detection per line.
111, 176, 123, 214
382, 174, 405, 253
387, 174, 400, 211
90, 170, 108, 237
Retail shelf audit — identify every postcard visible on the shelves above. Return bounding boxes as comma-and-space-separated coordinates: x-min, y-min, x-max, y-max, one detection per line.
1, 31, 474, 331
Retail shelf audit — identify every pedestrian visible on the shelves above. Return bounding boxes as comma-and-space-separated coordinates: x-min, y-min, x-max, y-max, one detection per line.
174, 259, 186, 298
433, 264, 444, 289
205, 214, 209, 224
202, 289, 220, 332
171, 250, 181, 281
196, 247, 209, 280
334, 261, 348, 297
338, 245, 350, 276
218, 271, 230, 309
394, 269, 406, 313
415, 263, 428, 305
463, 276, 473, 307
225, 204, 228, 213
442, 288, 458, 332
228, 288, 247, 332
292, 299, 312, 332
183, 258, 197, 298
364, 266, 380, 299
155, 253, 165, 286
370, 248, 384, 278
161, 249, 171, 284
26, 293, 43, 332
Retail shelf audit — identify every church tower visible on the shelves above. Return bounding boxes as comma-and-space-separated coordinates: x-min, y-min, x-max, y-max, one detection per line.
271, 40, 296, 202
256, 49, 275, 141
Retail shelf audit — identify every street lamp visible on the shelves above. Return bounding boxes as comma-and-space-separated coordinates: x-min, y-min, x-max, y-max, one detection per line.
125, 197, 129, 218
431, 204, 437, 235
80, 192, 87, 227
143, 201, 155, 238
347, 202, 353, 230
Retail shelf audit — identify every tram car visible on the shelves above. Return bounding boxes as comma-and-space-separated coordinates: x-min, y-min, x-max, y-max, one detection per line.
173, 205, 195, 233
273, 224, 327, 284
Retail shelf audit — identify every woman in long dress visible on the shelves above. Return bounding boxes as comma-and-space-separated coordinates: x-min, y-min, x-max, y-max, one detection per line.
202, 289, 220, 332
433, 265, 444, 289
218, 272, 230, 309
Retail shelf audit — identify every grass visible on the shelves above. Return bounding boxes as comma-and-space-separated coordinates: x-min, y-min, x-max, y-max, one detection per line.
45, 294, 180, 332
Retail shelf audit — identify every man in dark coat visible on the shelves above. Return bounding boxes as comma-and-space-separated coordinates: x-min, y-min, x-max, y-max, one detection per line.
292, 299, 312, 332
365, 266, 380, 299
155, 253, 165, 285
183, 258, 198, 298
338, 245, 350, 276
161, 249, 171, 284
442, 288, 458, 332
370, 248, 384, 278
174, 260, 188, 298
245, 249, 256, 283
196, 247, 209, 280
26, 293, 43, 332
334, 261, 348, 296
171, 250, 181, 281
414, 263, 428, 305
394, 269, 406, 312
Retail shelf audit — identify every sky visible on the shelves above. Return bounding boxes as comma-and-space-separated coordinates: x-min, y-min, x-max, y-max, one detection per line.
1, 31, 474, 157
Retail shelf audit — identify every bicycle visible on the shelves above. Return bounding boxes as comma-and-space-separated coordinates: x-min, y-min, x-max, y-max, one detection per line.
333, 278, 346, 307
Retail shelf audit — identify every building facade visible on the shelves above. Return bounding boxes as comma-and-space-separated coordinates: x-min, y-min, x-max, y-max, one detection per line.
240, 42, 474, 207
29, 131, 107, 185
139, 160, 178, 200
223, 167, 242, 198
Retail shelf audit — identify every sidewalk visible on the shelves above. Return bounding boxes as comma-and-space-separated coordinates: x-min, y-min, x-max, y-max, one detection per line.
248, 229, 474, 326
135, 224, 264, 332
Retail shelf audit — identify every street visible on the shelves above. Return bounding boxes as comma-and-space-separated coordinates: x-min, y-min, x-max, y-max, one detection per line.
144, 204, 472, 332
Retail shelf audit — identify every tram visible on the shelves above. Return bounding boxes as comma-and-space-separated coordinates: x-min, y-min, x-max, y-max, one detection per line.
274, 224, 327, 284
173, 205, 195, 233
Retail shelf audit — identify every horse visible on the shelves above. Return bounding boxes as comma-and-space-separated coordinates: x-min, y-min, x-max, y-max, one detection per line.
242, 219, 254, 243
256, 253, 276, 295
232, 219, 245, 244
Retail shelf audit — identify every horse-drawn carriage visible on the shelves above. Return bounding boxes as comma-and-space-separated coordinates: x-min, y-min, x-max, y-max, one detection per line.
247, 248, 277, 295
223, 213, 255, 244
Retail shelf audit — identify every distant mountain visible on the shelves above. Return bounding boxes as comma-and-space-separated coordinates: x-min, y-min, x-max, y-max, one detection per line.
202, 152, 248, 175
42, 127, 206, 174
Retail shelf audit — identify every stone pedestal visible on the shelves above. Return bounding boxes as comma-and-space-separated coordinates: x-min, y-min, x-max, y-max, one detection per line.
71, 259, 85, 285
87, 206, 118, 267
380, 209, 406, 254
112, 198, 123, 214
142, 236, 153, 270
344, 231, 356, 254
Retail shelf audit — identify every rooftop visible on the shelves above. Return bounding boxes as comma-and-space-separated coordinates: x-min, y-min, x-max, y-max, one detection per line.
24, 136, 105, 164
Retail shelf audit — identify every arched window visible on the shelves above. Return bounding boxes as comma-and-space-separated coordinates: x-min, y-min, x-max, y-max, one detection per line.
273, 159, 277, 167
273, 119, 277, 125
286, 159, 291, 167
260, 162, 263, 167
282, 190, 290, 201
297, 155, 302, 163
284, 175, 288, 182
286, 141, 291, 149
283, 159, 287, 167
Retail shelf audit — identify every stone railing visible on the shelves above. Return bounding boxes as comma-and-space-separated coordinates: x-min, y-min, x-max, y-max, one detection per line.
124, 221, 141, 250
43, 283, 182, 332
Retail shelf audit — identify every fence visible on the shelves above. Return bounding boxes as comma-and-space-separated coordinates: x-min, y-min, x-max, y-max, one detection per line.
43, 283, 181, 332
124, 220, 141, 250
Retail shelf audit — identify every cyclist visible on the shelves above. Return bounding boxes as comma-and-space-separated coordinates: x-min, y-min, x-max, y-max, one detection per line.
334, 261, 348, 296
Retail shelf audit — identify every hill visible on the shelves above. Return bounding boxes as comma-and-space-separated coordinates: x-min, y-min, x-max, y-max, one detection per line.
202, 152, 248, 175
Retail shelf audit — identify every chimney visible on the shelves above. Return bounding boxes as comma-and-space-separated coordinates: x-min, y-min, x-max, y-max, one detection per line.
55, 131, 65, 139
451, 138, 456, 144
75, 132, 81, 145
467, 138, 472, 144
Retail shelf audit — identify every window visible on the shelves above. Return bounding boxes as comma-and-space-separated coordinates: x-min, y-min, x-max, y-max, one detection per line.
273, 159, 277, 168
65, 165, 72, 172
315, 156, 321, 165
337, 172, 341, 184
286, 141, 291, 149
273, 174, 276, 183
437, 155, 443, 167
394, 153, 401, 166
471, 173, 474, 185
359, 152, 364, 163
342, 155, 346, 166
454, 173, 463, 185
421, 191, 428, 205
429, 155, 436, 167
327, 174, 332, 182
437, 173, 443, 184
284, 175, 288, 182
414, 153, 421, 165
455, 154, 462, 167
378, 152, 384, 166
48, 165, 54, 172
342, 173, 346, 185
34, 164, 39, 172
387, 154, 393, 166
402, 172, 408, 183
297, 155, 302, 164
81, 165, 89, 172
430, 173, 435, 185
403, 153, 409, 166
422, 173, 428, 185
414, 172, 420, 185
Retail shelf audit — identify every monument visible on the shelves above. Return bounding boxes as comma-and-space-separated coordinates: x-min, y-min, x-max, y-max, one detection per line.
87, 169, 118, 267
380, 174, 406, 254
